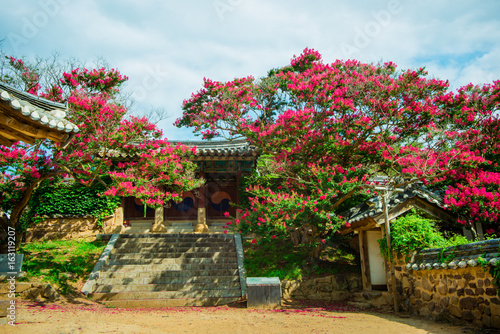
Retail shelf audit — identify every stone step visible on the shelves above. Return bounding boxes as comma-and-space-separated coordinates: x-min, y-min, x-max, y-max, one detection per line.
115, 236, 235, 242
101, 263, 238, 272
100, 297, 242, 308
124, 228, 150, 234
171, 222, 194, 226
96, 275, 240, 286
130, 221, 154, 226
111, 246, 236, 254
91, 289, 242, 301
350, 291, 384, 303
84, 232, 244, 308
108, 252, 236, 260
94, 282, 242, 293
210, 222, 228, 226
115, 235, 235, 242
208, 229, 227, 234
117, 233, 233, 239
98, 269, 239, 279
114, 241, 235, 249
166, 228, 194, 233
105, 257, 237, 266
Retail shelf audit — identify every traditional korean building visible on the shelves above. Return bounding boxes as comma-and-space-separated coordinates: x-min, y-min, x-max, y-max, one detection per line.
0, 82, 79, 146
340, 186, 459, 291
122, 140, 259, 232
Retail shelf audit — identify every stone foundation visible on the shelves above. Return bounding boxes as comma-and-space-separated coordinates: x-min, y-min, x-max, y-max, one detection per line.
401, 267, 499, 327
25, 208, 124, 242
0, 281, 60, 324
395, 239, 500, 329
0, 281, 60, 302
281, 273, 362, 301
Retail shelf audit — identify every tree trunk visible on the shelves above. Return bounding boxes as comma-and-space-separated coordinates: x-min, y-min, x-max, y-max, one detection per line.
0, 171, 61, 252
289, 224, 324, 259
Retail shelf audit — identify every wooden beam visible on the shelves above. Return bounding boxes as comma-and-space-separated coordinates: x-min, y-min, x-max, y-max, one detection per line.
340, 218, 377, 235
0, 133, 15, 146
412, 197, 456, 224
0, 124, 36, 144
0, 112, 40, 136
0, 111, 68, 143
373, 200, 413, 225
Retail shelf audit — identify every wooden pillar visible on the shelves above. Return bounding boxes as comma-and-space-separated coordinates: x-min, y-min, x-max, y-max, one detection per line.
121, 197, 127, 221
236, 170, 241, 208
358, 230, 372, 290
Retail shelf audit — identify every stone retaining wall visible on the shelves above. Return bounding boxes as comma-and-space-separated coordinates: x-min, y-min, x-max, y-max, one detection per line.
394, 239, 500, 328
24, 208, 124, 242
0, 281, 60, 302
0, 281, 60, 325
281, 273, 362, 301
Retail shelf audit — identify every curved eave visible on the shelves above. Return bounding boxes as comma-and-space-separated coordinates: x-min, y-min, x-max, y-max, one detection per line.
0, 83, 79, 146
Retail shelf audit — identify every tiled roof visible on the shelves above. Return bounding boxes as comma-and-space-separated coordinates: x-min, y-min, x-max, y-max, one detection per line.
0, 81, 79, 134
343, 185, 445, 224
103, 139, 259, 159
176, 139, 258, 158
406, 239, 500, 271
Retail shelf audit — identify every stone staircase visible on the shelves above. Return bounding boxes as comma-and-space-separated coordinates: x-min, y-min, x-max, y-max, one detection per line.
166, 221, 195, 233
348, 290, 393, 309
83, 233, 246, 308
208, 221, 229, 233
125, 220, 153, 234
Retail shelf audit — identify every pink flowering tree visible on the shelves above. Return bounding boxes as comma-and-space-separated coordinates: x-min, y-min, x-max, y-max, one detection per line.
440, 86, 500, 235
0, 56, 202, 250
177, 48, 500, 255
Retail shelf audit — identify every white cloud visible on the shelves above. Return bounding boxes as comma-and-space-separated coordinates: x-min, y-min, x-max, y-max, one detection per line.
1, 0, 499, 139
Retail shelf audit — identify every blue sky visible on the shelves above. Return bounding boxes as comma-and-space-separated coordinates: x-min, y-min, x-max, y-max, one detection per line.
1, 0, 499, 140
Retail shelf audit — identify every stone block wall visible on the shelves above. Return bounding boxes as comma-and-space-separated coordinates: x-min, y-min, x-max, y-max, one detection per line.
281, 273, 362, 301
0, 281, 60, 302
24, 207, 124, 242
394, 239, 500, 328
0, 281, 60, 325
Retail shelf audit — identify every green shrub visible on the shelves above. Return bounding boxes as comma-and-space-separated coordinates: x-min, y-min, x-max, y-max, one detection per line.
378, 212, 469, 261
22, 179, 120, 231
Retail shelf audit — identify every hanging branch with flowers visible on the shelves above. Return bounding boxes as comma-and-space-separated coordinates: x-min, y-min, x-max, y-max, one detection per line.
0, 55, 202, 250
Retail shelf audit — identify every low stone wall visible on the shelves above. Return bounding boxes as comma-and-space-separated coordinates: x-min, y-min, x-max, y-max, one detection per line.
281, 273, 362, 301
395, 239, 500, 328
0, 281, 60, 325
25, 208, 124, 242
0, 281, 60, 302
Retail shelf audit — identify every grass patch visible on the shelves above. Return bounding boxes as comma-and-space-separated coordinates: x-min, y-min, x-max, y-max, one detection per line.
243, 238, 360, 281
17, 238, 106, 295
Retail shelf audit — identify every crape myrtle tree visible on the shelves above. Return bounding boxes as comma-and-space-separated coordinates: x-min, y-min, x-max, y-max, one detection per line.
0, 55, 203, 250
440, 84, 500, 236
176, 48, 500, 257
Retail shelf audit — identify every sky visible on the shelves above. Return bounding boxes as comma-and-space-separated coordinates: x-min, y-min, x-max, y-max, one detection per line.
1, 0, 499, 140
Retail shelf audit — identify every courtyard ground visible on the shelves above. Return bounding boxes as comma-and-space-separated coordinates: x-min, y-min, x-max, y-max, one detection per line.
3, 298, 492, 334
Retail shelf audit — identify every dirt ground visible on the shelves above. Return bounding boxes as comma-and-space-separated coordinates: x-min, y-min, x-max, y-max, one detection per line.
3, 297, 491, 334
